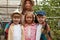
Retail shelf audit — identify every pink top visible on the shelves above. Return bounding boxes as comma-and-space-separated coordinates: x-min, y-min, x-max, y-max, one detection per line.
24, 23, 37, 40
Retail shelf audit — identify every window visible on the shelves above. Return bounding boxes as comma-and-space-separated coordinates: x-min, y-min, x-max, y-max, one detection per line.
0, 0, 21, 22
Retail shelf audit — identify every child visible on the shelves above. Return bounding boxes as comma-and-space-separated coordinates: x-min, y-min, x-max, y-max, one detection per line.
8, 12, 24, 40
24, 12, 36, 40
4, 9, 20, 40
35, 15, 43, 40
36, 11, 52, 40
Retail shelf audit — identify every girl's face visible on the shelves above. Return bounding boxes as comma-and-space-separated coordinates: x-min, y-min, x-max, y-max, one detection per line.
25, 13, 33, 24
37, 15, 46, 24
25, 1, 32, 10
12, 14, 21, 24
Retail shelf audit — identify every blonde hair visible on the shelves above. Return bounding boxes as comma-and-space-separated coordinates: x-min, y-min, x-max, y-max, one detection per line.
11, 12, 22, 19
24, 12, 35, 23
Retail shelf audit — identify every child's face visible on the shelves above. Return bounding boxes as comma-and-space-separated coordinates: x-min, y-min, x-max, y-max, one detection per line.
25, 1, 32, 10
37, 15, 46, 24
25, 14, 33, 24
12, 14, 21, 24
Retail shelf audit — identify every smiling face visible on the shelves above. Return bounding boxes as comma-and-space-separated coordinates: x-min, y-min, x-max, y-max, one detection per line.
24, 1, 33, 10
37, 15, 46, 24
25, 13, 34, 24
12, 13, 21, 24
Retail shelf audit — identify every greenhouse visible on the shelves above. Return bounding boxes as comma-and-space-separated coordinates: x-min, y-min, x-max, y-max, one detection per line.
0, 0, 60, 40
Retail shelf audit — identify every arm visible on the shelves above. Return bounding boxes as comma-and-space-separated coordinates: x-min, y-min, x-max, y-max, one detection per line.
8, 27, 12, 40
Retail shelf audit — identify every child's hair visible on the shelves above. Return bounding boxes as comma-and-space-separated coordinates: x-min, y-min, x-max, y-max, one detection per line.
11, 12, 22, 18
24, 12, 35, 23
11, 12, 22, 24
34, 15, 39, 23
22, 0, 34, 15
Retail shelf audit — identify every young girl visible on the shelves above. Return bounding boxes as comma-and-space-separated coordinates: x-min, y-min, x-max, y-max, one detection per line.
36, 11, 52, 40
8, 12, 24, 40
24, 12, 37, 40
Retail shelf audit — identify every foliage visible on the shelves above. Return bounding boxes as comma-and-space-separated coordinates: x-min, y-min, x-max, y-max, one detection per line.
33, 0, 60, 40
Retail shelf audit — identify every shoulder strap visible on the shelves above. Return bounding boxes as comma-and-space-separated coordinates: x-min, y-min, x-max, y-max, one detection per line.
21, 25, 25, 40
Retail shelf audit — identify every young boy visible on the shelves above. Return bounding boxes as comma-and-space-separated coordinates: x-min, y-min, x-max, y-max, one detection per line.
36, 11, 52, 40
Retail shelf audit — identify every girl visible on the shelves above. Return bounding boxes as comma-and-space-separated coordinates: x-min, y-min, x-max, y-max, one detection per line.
8, 12, 24, 40
24, 12, 37, 40
36, 11, 52, 40
22, 0, 34, 15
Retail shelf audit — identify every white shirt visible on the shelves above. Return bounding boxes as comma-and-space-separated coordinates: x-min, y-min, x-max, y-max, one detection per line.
36, 24, 42, 40
13, 24, 21, 40
27, 26, 31, 38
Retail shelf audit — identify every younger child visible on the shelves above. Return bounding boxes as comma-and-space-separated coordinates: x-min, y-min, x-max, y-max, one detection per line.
36, 11, 52, 40
24, 12, 37, 40
8, 12, 24, 40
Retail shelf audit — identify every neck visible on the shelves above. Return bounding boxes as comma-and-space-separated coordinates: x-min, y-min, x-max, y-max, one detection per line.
13, 23, 19, 25
26, 22, 34, 25
27, 23, 32, 25
26, 8, 33, 11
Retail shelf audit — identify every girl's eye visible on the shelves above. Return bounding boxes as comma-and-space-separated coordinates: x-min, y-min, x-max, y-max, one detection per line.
13, 17, 20, 19
27, 17, 30, 19
38, 16, 41, 18
28, 17, 32, 18
13, 16, 15, 18
42, 17, 43, 18
41, 16, 44, 18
